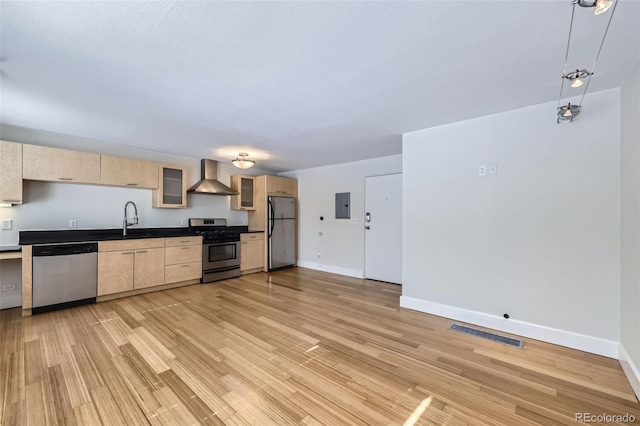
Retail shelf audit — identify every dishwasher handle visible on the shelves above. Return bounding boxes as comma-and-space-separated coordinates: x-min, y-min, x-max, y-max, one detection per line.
33, 243, 98, 257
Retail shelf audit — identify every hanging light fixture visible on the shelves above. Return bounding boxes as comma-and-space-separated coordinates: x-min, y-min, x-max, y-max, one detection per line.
575, 0, 613, 15
231, 152, 255, 169
557, 103, 581, 122
556, 0, 618, 123
563, 69, 593, 88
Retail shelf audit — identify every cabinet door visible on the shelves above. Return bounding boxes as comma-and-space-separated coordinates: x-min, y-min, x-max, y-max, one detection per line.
0, 141, 23, 205
230, 175, 256, 210
267, 176, 297, 197
100, 155, 159, 189
152, 164, 187, 208
134, 248, 165, 289
240, 238, 264, 271
98, 251, 134, 296
23, 144, 101, 184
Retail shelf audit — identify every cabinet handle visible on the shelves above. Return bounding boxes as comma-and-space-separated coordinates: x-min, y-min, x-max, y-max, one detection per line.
58, 177, 73, 181
181, 247, 190, 250
241, 242, 247, 245
126, 183, 138, 186
2, 199, 20, 202
181, 264, 190, 268
122, 252, 133, 255
137, 250, 147, 253
180, 240, 191, 243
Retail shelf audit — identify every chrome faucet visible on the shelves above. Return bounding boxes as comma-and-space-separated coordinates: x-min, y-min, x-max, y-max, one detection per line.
123, 201, 138, 237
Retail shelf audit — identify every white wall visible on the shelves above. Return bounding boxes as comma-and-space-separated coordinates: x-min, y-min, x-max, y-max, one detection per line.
282, 155, 402, 278
0, 125, 273, 308
401, 89, 621, 357
620, 56, 640, 397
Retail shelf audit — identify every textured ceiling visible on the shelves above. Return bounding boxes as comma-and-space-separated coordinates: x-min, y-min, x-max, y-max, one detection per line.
1, 1, 638, 171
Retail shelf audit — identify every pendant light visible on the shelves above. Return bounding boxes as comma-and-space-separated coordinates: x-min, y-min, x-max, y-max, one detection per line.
556, 0, 618, 123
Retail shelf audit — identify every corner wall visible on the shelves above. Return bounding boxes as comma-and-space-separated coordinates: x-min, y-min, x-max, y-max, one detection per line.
620, 56, 640, 398
401, 89, 621, 357
282, 155, 402, 277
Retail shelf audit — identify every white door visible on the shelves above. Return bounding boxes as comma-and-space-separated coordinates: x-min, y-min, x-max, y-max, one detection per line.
365, 174, 402, 284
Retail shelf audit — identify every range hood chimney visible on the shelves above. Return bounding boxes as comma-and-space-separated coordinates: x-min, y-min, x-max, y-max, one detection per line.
187, 159, 238, 195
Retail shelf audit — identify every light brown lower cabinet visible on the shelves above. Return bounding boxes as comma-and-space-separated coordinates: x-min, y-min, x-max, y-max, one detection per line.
240, 233, 265, 272
165, 262, 201, 284
134, 248, 165, 289
98, 238, 165, 296
164, 237, 202, 284
98, 251, 134, 296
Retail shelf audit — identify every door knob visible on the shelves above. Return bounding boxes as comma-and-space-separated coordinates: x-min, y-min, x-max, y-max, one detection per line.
365, 226, 370, 230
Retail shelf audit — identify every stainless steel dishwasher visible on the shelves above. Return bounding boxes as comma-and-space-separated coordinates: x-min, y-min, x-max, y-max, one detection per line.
32, 243, 98, 314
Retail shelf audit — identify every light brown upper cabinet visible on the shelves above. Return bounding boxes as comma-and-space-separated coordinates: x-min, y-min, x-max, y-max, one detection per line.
266, 175, 297, 197
230, 175, 256, 210
152, 164, 188, 208
23, 144, 101, 184
100, 155, 159, 189
0, 141, 23, 205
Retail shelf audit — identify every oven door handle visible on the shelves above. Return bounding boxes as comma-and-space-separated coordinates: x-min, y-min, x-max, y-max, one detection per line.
204, 265, 240, 273
268, 200, 275, 238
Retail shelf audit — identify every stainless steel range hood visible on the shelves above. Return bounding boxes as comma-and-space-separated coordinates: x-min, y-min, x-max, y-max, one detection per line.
187, 159, 238, 195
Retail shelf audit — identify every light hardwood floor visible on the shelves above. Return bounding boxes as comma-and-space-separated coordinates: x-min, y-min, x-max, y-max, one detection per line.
1, 267, 638, 425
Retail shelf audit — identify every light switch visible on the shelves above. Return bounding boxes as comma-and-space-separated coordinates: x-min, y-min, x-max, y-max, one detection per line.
1, 219, 12, 230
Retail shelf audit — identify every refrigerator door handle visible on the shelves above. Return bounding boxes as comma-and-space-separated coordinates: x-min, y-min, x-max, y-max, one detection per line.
268, 200, 275, 238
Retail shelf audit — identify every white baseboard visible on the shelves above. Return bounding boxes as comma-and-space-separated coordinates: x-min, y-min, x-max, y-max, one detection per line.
400, 295, 619, 359
297, 261, 364, 279
619, 344, 640, 401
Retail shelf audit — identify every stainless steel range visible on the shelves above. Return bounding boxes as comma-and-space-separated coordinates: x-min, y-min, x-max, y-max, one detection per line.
189, 218, 241, 283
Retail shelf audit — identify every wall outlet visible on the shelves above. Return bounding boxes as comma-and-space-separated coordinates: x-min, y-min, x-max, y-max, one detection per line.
69, 219, 77, 228
1, 219, 12, 230
488, 164, 498, 175
478, 165, 487, 177
317, 252, 321, 258
180, 219, 187, 226
2, 284, 16, 292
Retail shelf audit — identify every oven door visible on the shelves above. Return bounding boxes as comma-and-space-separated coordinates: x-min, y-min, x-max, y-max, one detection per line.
203, 241, 240, 270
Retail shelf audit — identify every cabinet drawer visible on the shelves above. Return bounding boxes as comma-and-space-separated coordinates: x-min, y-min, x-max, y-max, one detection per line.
99, 238, 165, 252
165, 236, 202, 247
165, 262, 202, 284
165, 245, 201, 265
240, 233, 265, 242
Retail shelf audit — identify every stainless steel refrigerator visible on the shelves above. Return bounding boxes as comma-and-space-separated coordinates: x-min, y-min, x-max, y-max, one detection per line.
268, 196, 296, 270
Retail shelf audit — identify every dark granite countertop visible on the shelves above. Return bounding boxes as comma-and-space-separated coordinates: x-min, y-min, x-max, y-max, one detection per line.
19, 225, 253, 245
19, 227, 191, 245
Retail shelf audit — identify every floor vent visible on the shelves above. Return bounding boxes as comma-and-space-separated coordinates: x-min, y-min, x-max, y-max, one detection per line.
448, 323, 523, 349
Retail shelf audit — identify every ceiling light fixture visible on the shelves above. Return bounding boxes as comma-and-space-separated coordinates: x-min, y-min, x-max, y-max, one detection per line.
556, 0, 618, 124
557, 103, 581, 122
563, 69, 592, 88
231, 152, 255, 169
576, 0, 613, 15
